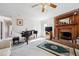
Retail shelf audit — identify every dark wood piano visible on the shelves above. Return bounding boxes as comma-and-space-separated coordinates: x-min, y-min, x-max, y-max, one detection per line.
21, 30, 38, 44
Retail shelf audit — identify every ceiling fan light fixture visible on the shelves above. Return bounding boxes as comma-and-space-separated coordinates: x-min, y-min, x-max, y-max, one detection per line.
32, 3, 57, 12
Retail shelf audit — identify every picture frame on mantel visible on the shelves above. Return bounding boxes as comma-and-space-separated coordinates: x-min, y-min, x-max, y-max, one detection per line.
17, 19, 23, 26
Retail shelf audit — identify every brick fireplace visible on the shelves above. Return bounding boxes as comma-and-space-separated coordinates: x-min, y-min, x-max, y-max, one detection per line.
59, 32, 71, 40
59, 30, 72, 40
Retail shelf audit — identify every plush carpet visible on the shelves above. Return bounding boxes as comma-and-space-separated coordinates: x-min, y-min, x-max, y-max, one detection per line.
11, 38, 56, 56
11, 38, 79, 56
12, 42, 25, 50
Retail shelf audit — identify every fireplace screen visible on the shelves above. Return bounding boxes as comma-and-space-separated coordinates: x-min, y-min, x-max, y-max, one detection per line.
59, 32, 71, 40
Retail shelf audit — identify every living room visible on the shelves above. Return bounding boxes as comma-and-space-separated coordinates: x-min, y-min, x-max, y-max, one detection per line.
0, 3, 79, 56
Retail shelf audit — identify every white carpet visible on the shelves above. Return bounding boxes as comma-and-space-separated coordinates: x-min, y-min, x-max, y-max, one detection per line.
11, 38, 55, 56
11, 38, 79, 56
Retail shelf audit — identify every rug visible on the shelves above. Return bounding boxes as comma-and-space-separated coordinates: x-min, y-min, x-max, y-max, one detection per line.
37, 41, 70, 56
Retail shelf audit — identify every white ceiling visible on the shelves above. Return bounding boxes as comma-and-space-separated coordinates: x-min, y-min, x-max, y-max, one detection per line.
0, 3, 79, 20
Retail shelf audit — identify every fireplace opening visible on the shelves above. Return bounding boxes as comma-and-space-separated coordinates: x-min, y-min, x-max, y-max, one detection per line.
59, 32, 72, 40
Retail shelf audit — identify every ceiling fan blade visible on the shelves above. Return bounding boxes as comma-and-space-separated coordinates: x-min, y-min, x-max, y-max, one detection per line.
49, 3, 57, 8
32, 4, 40, 7
41, 4, 45, 12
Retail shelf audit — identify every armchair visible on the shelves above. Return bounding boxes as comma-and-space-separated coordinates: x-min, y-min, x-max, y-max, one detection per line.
0, 40, 11, 56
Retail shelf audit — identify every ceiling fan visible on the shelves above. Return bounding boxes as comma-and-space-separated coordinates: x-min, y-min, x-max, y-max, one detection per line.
32, 3, 57, 12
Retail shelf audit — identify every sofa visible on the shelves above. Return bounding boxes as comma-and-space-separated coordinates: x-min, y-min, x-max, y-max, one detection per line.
0, 40, 11, 56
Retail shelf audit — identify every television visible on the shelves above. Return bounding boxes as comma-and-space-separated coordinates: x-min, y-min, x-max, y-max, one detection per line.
45, 27, 52, 32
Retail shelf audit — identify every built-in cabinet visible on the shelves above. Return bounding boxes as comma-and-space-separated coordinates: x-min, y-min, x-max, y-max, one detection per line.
0, 16, 12, 40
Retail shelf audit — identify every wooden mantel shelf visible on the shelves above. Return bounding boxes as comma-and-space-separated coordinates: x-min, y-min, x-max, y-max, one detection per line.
55, 23, 77, 27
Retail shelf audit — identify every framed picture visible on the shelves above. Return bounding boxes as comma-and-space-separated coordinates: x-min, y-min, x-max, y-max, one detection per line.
17, 19, 23, 26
